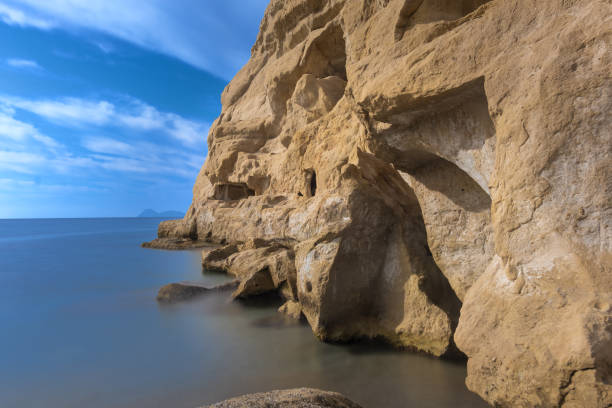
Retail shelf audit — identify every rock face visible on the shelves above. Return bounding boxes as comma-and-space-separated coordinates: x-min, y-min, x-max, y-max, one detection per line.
150, 0, 612, 406
201, 388, 363, 408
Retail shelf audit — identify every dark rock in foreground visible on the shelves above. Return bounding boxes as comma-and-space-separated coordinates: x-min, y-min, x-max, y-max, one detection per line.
201, 388, 363, 408
156, 281, 238, 303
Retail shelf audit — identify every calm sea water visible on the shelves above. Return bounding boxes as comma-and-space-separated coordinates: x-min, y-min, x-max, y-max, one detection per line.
0, 218, 486, 408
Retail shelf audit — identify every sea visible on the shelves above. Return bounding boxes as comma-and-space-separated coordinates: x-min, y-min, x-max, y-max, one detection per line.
0, 218, 487, 408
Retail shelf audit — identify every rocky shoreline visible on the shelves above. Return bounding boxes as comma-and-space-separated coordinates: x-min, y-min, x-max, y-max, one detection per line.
148, 0, 612, 406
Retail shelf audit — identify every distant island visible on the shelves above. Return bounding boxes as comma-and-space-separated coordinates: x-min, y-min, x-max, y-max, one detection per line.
138, 209, 184, 218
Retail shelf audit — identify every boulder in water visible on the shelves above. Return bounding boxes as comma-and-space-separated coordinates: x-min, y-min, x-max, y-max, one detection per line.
201, 388, 362, 408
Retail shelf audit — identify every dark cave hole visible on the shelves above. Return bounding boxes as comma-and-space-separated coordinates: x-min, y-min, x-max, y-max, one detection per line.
305, 281, 313, 293
310, 171, 317, 197
306, 170, 317, 197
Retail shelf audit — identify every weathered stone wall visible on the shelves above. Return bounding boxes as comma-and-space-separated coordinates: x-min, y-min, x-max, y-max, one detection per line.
152, 1, 612, 406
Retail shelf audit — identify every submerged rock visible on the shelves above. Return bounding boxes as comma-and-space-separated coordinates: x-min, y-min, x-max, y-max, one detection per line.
156, 281, 238, 303
202, 241, 299, 302
278, 300, 303, 320
201, 388, 362, 408
150, 0, 612, 405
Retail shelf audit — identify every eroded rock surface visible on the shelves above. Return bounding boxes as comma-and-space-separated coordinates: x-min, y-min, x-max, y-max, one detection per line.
201, 388, 362, 408
149, 0, 612, 406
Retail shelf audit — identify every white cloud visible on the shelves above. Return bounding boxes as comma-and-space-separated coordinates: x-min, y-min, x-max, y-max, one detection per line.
117, 103, 164, 131
92, 40, 114, 54
0, 150, 46, 173
167, 115, 210, 146
0, 131, 202, 178
92, 154, 149, 173
82, 137, 204, 178
82, 136, 132, 155
0, 3, 54, 29
6, 58, 42, 69
0, 94, 206, 198
0, 111, 36, 140
0, 110, 60, 148
4, 97, 114, 126
0, 95, 209, 146
0, 0, 269, 80
0, 177, 105, 193
0, 178, 35, 188
38, 183, 104, 193
82, 134, 205, 181
32, 132, 62, 149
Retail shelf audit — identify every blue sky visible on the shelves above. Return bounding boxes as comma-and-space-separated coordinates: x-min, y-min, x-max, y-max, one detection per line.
0, 0, 269, 218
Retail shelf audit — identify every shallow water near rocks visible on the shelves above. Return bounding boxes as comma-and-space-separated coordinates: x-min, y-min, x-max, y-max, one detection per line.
0, 218, 487, 408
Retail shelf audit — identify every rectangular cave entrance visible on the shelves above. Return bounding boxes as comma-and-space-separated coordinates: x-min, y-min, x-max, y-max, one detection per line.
213, 183, 255, 201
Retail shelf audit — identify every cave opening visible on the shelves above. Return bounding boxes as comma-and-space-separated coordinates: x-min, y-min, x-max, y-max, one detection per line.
303, 22, 347, 81
313, 23, 347, 81
306, 170, 317, 197
395, 0, 492, 41
213, 183, 256, 201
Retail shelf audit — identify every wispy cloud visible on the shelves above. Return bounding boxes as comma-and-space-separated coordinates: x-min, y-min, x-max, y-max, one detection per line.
0, 178, 35, 188
4, 97, 114, 126
167, 116, 209, 146
0, 109, 61, 148
0, 95, 209, 146
0, 3, 54, 29
0, 150, 46, 173
0, 110, 37, 141
0, 141, 201, 179
0, 95, 205, 180
82, 137, 204, 178
82, 136, 131, 155
0, 0, 269, 80
92, 40, 114, 54
6, 58, 42, 70
0, 177, 106, 194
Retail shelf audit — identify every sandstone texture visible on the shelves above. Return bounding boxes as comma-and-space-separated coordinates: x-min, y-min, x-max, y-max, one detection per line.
150, 0, 612, 406
279, 300, 304, 320
201, 388, 362, 408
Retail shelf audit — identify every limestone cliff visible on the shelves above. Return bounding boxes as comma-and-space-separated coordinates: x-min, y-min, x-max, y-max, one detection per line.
149, 0, 612, 406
